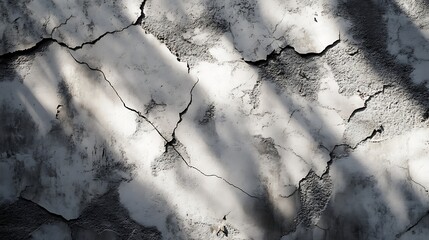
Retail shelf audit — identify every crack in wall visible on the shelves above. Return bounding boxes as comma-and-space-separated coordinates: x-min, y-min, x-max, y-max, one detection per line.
245, 34, 341, 65
68, 25, 134, 51
275, 129, 381, 203
275, 143, 310, 166
319, 126, 384, 179
395, 163, 429, 193
18, 196, 71, 222
294, 34, 341, 58
396, 210, 429, 239
134, 0, 147, 25
167, 145, 260, 199
285, 124, 426, 236
286, 129, 386, 234
348, 84, 392, 122
165, 79, 199, 151
410, 178, 429, 193
69, 55, 259, 199
0, 3, 258, 200
0, 4, 147, 59
279, 187, 298, 198
68, 53, 168, 141
2, 188, 162, 239
352, 125, 384, 149
244, 45, 287, 66
0, 38, 52, 60
50, 15, 74, 36
161, 79, 260, 198
0, 24, 133, 60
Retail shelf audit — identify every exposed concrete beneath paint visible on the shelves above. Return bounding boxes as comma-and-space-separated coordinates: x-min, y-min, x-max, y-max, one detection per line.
0, 188, 161, 240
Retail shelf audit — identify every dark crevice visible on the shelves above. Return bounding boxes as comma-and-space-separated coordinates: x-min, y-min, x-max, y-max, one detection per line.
1, 0, 148, 59
396, 210, 429, 239
69, 55, 259, 199
245, 34, 340, 66
297, 170, 315, 194
0, 38, 52, 60
0, 15, 75, 59
0, 22, 137, 60
244, 47, 287, 66
2, 188, 162, 239
293, 36, 341, 59
348, 84, 393, 122
134, 0, 147, 25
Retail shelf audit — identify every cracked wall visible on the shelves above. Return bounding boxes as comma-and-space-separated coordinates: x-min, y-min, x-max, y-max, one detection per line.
1, 0, 429, 239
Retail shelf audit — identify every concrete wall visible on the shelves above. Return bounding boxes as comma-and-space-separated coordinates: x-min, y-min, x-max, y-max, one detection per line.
1, 0, 429, 239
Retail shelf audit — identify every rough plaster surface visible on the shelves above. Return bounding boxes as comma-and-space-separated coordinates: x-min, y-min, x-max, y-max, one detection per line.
1, 0, 429, 239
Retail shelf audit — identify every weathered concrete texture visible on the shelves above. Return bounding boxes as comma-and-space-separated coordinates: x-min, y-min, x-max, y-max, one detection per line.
0, 189, 161, 240
142, 0, 341, 62
72, 25, 197, 141
285, 128, 429, 240
0, 43, 144, 221
1, 0, 429, 239
0, 0, 142, 55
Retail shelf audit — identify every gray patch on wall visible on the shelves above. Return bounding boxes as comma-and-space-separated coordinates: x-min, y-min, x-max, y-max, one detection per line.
0, 102, 38, 157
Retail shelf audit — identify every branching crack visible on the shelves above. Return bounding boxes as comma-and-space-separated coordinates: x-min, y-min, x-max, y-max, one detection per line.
319, 126, 384, 179
319, 144, 350, 178
1, 16, 141, 59
163, 80, 260, 199
68, 52, 168, 141
396, 210, 429, 239
348, 84, 392, 122
165, 79, 199, 150
292, 139, 371, 231
69, 55, 258, 199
